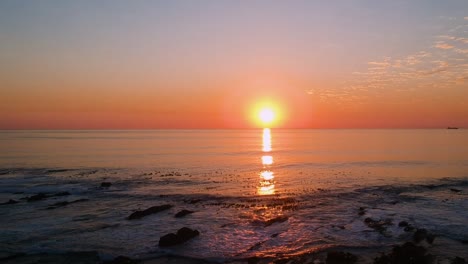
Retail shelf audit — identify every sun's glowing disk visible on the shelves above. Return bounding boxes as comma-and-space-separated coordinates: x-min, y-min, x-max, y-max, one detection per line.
259, 108, 275, 124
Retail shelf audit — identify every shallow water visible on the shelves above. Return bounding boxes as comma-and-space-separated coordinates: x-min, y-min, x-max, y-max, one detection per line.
0, 129, 467, 261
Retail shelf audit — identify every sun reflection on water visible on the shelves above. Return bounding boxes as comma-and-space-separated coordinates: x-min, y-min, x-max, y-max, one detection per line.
262, 128, 272, 152
258, 128, 275, 195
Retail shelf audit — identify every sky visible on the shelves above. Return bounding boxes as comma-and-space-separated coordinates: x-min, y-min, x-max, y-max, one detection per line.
1, 0, 467, 129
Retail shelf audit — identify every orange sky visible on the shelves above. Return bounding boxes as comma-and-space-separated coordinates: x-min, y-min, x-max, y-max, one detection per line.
1, 1, 467, 129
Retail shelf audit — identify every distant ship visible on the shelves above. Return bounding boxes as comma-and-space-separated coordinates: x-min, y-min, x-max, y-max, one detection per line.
447, 127, 459, 129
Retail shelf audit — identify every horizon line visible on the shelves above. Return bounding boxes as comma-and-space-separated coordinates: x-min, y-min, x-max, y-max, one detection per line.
0, 127, 463, 131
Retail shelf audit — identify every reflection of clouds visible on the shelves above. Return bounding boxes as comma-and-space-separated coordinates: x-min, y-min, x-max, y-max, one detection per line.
305, 16, 468, 103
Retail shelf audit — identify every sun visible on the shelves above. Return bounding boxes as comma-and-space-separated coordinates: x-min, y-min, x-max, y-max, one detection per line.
259, 108, 275, 125
249, 99, 283, 127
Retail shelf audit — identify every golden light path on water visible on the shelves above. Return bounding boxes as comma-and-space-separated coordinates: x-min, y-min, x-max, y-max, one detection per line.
258, 128, 275, 195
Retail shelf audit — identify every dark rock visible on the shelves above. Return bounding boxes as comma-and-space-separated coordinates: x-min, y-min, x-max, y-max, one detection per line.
101, 182, 112, 188
398, 221, 409, 227
175, 209, 194, 218
271, 233, 279, 238
273, 258, 290, 264
27, 193, 48, 202
452, 257, 466, 264
188, 199, 201, 204
247, 241, 264, 251
127, 204, 173, 220
247, 257, 260, 264
0, 251, 100, 264
450, 188, 462, 193
177, 227, 200, 241
1, 199, 18, 205
413, 229, 428, 243
53, 191, 71, 196
47, 169, 69, 173
159, 233, 180, 247
374, 242, 432, 264
326, 251, 358, 264
158, 227, 200, 247
264, 215, 289, 227
51, 201, 69, 207
426, 233, 436, 244
404, 226, 415, 232
103, 255, 140, 264
358, 207, 366, 216
27, 192, 70, 202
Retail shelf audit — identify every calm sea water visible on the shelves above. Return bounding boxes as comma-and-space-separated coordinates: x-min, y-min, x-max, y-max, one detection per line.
0, 129, 467, 261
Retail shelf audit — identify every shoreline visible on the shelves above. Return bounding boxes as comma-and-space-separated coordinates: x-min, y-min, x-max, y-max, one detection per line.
1, 167, 467, 263
2, 241, 467, 264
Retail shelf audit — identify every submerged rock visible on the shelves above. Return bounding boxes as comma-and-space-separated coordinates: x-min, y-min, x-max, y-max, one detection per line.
186, 199, 202, 204
127, 204, 173, 220
450, 188, 462, 193
452, 257, 466, 264
27, 193, 48, 202
53, 191, 71, 196
413, 228, 435, 244
358, 207, 366, 216
264, 215, 289, 227
26, 192, 70, 202
374, 242, 433, 264
413, 229, 428, 243
101, 182, 112, 188
398, 221, 417, 232
47, 199, 89, 209
159, 227, 200, 247
47, 169, 69, 173
326, 251, 358, 264
364, 217, 392, 233
398, 221, 409, 227
103, 255, 140, 264
1, 199, 18, 205
175, 209, 194, 218
0, 251, 100, 264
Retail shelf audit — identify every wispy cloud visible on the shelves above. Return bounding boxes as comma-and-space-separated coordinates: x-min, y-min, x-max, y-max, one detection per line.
343, 19, 467, 97
435, 42, 454, 49
455, 37, 468, 44
440, 16, 457, 21
306, 16, 468, 104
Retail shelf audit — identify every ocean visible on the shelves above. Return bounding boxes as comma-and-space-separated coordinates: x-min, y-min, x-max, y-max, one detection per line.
0, 129, 467, 262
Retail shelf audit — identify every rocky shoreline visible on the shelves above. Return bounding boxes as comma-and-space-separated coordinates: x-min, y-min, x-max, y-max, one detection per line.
1, 169, 467, 264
